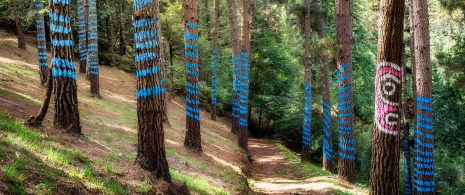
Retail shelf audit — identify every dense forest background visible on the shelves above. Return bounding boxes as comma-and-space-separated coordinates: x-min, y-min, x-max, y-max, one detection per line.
0, 0, 464, 193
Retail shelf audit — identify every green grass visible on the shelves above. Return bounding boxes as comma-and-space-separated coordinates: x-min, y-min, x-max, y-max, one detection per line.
275, 143, 301, 164
170, 168, 230, 195
0, 86, 42, 106
135, 181, 153, 193
2, 158, 27, 183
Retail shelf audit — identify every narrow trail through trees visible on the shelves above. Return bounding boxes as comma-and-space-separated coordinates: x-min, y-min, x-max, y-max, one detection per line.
249, 138, 367, 194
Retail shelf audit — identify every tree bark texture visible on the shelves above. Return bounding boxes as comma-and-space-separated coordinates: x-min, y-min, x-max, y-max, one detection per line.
317, 0, 333, 172
78, 0, 87, 74
370, 0, 404, 194
227, 0, 241, 134
49, 0, 81, 134
402, 42, 413, 195
119, 1, 127, 55
133, 0, 171, 182
412, 0, 434, 193
26, 68, 52, 127
183, 0, 202, 153
211, 0, 219, 121
36, 0, 48, 86
335, 0, 355, 183
12, 0, 26, 50
238, 0, 250, 153
301, 0, 312, 162
105, 0, 116, 66
87, 0, 100, 97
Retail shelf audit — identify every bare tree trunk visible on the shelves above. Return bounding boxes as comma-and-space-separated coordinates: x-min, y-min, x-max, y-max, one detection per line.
412, 0, 434, 193
239, 0, 251, 155
119, 1, 127, 55
26, 68, 52, 127
285, 0, 291, 25
106, 0, 115, 66
227, 0, 241, 134
211, 0, 219, 121
370, 0, 404, 193
301, 0, 312, 162
133, 0, 171, 181
78, 0, 87, 73
50, 0, 81, 135
402, 42, 413, 195
12, 0, 26, 50
183, 0, 202, 153
35, 0, 48, 86
317, 0, 333, 172
335, 0, 355, 183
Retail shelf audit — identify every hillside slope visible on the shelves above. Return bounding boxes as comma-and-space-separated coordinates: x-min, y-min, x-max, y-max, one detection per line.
0, 30, 368, 194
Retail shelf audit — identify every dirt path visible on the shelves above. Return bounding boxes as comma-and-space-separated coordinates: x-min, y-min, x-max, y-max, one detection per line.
249, 138, 368, 195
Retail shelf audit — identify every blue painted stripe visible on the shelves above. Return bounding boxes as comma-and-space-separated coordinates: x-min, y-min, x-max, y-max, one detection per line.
136, 66, 160, 78
136, 84, 165, 99
186, 97, 200, 105
50, 24, 71, 34
338, 151, 355, 161
52, 67, 76, 79
135, 52, 157, 62
51, 39, 73, 47
336, 62, 350, 78
414, 137, 433, 148
134, 0, 154, 11
135, 40, 158, 50
186, 22, 198, 28
134, 18, 157, 29
338, 143, 355, 152
184, 32, 199, 41
52, 58, 75, 69
135, 29, 157, 41
49, 12, 71, 24
186, 111, 200, 121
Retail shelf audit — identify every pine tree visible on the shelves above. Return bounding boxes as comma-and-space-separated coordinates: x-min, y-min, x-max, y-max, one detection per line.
12, 0, 26, 50
49, 0, 81, 134
317, 0, 333, 171
412, 0, 434, 193
211, 0, 219, 121
335, 0, 355, 183
301, 0, 312, 162
133, 0, 171, 181
238, 0, 250, 153
87, 0, 100, 97
227, 0, 241, 134
35, 0, 48, 86
370, 0, 404, 193
183, 0, 202, 153
78, 0, 87, 74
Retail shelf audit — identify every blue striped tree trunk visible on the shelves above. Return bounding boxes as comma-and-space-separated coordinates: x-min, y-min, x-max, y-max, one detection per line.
87, 0, 100, 97
35, 0, 48, 86
77, 0, 87, 73
301, 0, 312, 162
211, 0, 219, 121
49, 0, 81, 134
133, 0, 171, 181
183, 0, 202, 153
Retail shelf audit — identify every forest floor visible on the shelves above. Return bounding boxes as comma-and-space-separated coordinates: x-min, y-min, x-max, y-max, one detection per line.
0, 29, 367, 194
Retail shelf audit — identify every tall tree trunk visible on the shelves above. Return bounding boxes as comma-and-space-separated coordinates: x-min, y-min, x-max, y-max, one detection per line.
211, 0, 219, 121
106, 0, 115, 66
239, 0, 250, 154
36, 0, 48, 86
301, 0, 312, 162
12, 0, 26, 50
78, 0, 87, 73
317, 0, 332, 172
119, 1, 126, 55
335, 0, 355, 183
26, 68, 52, 127
183, 0, 202, 153
50, 0, 81, 134
412, 0, 434, 193
285, 0, 291, 25
227, 0, 241, 134
87, 0, 100, 97
402, 42, 413, 195
133, 0, 171, 181
169, 42, 174, 101
370, 0, 404, 193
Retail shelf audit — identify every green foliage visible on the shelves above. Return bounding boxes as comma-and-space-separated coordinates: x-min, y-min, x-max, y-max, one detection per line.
170, 168, 230, 195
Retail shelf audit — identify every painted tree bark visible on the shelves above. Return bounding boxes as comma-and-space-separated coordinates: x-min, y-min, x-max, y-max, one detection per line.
402, 42, 413, 195
370, 0, 404, 193
133, 0, 171, 181
183, 0, 202, 153
301, 0, 312, 162
335, 0, 355, 183
227, 0, 241, 134
78, 0, 87, 74
35, 0, 48, 86
12, 0, 26, 50
317, 0, 333, 171
405, 0, 416, 194
49, 0, 81, 134
239, 0, 250, 153
87, 0, 100, 97
211, 0, 219, 121
412, 0, 434, 193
